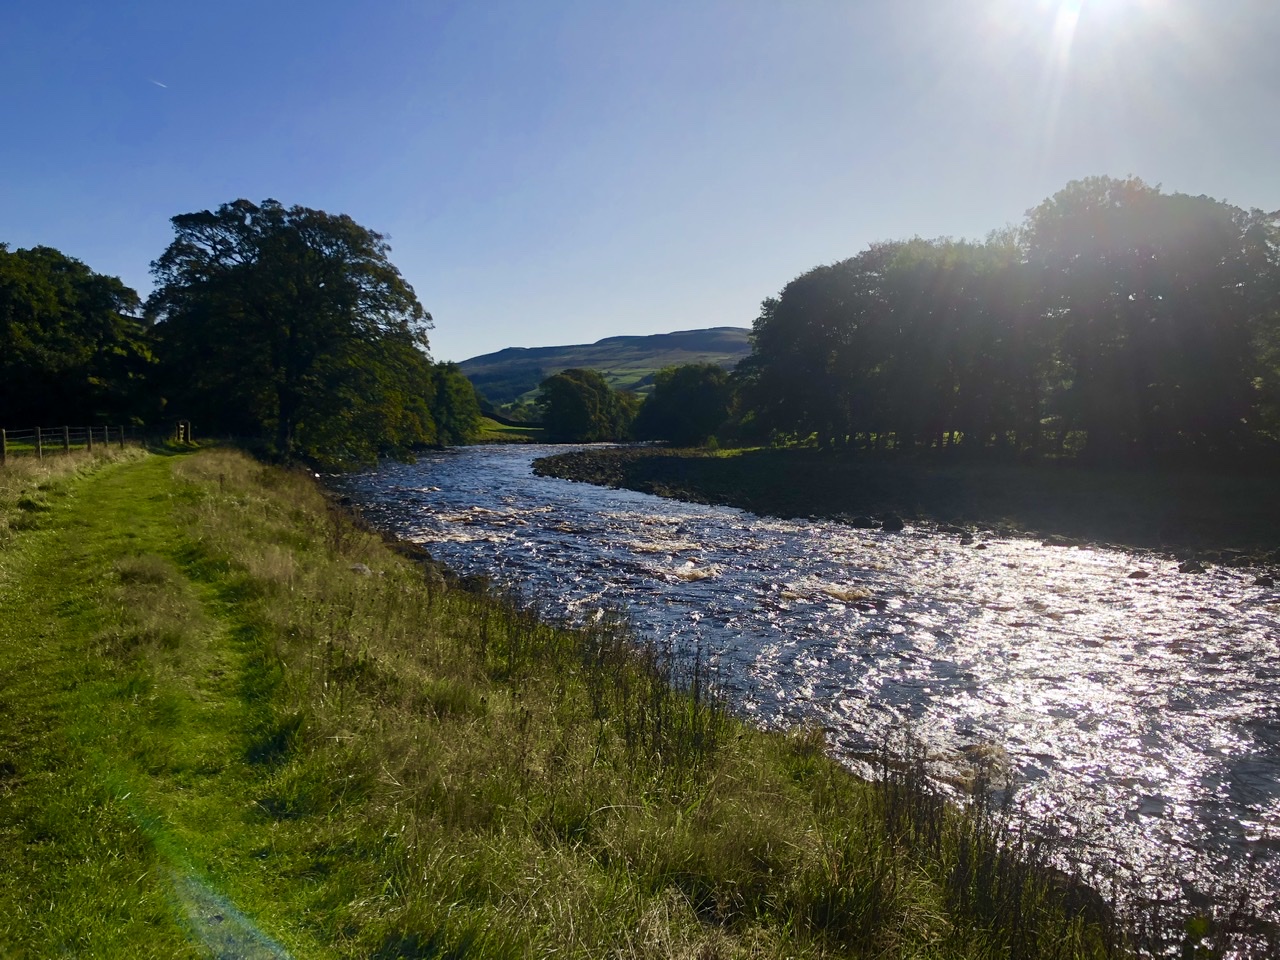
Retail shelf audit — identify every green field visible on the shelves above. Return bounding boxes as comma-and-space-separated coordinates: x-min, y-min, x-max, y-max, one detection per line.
475, 417, 546, 443
0, 446, 1143, 957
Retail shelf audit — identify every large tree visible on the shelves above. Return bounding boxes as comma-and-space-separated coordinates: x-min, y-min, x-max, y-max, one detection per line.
147, 199, 434, 465
537, 369, 637, 442
632, 363, 733, 446
0, 244, 152, 425
430, 362, 484, 446
1023, 177, 1276, 459
737, 177, 1280, 462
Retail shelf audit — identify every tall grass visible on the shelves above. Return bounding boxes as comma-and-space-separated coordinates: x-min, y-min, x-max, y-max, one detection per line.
0, 445, 145, 541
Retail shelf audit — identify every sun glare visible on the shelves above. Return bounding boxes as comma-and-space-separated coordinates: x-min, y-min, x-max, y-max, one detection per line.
1021, 0, 1174, 173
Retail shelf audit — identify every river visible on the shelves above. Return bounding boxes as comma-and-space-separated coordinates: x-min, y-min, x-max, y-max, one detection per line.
335, 443, 1280, 922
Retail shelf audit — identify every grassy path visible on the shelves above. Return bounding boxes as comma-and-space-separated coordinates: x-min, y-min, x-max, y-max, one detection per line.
0, 453, 292, 958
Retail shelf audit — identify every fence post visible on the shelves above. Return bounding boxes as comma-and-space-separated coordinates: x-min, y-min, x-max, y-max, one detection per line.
36, 426, 43, 460
119, 426, 125, 450
87, 426, 94, 452
63, 426, 70, 454
1, 429, 6, 466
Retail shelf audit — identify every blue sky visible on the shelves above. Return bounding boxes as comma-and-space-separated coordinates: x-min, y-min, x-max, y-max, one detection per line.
3, 0, 1277, 361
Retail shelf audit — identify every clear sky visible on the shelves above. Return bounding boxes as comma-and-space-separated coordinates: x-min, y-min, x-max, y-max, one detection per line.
3, 0, 1277, 361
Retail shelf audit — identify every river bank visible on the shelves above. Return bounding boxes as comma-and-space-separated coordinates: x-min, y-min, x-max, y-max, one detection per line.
0, 445, 1142, 958
533, 446, 1280, 566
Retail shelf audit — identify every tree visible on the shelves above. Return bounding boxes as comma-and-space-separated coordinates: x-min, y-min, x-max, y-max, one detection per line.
0, 244, 152, 425
147, 199, 434, 465
1023, 177, 1274, 459
537, 369, 636, 442
431, 362, 483, 445
632, 363, 733, 446
737, 244, 902, 448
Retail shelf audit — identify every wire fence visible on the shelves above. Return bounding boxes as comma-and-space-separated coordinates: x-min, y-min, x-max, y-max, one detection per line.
0, 425, 145, 466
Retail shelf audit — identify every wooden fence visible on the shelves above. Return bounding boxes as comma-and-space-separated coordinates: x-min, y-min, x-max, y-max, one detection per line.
0, 425, 135, 466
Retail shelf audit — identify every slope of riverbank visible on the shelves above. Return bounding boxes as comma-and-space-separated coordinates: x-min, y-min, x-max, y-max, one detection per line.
533, 446, 1280, 564
0, 446, 1222, 957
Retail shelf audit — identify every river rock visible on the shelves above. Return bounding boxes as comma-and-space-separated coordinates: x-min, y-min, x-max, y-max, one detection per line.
1178, 559, 1206, 574
1254, 574, 1275, 587
846, 515, 880, 529
881, 514, 905, 532
937, 523, 967, 535
1127, 570, 1151, 579
1041, 535, 1075, 547
959, 533, 975, 545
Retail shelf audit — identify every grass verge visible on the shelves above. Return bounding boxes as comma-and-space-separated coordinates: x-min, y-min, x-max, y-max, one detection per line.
0, 446, 1173, 957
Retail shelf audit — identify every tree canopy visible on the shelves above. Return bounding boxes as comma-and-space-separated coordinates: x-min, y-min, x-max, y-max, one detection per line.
736, 177, 1280, 462
632, 363, 733, 446
430, 362, 484, 446
0, 244, 152, 425
537, 368, 638, 442
147, 199, 436, 465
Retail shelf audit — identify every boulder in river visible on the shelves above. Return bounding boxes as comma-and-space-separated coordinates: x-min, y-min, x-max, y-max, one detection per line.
846, 515, 881, 529
1254, 574, 1275, 587
881, 514, 905, 532
1178, 559, 1206, 574
1127, 570, 1151, 579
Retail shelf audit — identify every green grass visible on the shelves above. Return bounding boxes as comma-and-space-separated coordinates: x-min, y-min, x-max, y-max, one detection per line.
475, 417, 546, 443
0, 446, 1138, 957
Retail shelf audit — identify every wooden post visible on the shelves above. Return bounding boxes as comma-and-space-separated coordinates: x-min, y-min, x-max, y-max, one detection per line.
1, 429, 6, 466
86, 426, 94, 452
63, 426, 70, 454
35, 426, 43, 460
118, 426, 125, 450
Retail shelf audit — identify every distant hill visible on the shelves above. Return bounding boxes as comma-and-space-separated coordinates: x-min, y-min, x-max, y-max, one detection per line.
458, 327, 751, 406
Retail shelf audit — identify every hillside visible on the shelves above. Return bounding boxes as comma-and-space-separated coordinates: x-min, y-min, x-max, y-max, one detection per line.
458, 326, 751, 406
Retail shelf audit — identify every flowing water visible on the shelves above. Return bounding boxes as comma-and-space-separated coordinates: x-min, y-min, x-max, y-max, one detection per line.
336, 444, 1280, 922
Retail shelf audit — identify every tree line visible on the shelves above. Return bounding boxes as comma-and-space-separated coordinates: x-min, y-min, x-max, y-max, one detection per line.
535, 364, 734, 445
10, 177, 1277, 463
736, 177, 1280, 462
1, 199, 481, 466
543, 177, 1280, 462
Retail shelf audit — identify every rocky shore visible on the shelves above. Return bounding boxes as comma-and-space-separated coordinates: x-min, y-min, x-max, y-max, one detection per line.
533, 446, 1280, 568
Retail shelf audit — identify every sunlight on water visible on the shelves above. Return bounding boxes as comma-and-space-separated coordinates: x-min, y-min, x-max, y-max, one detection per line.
339, 445, 1280, 919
